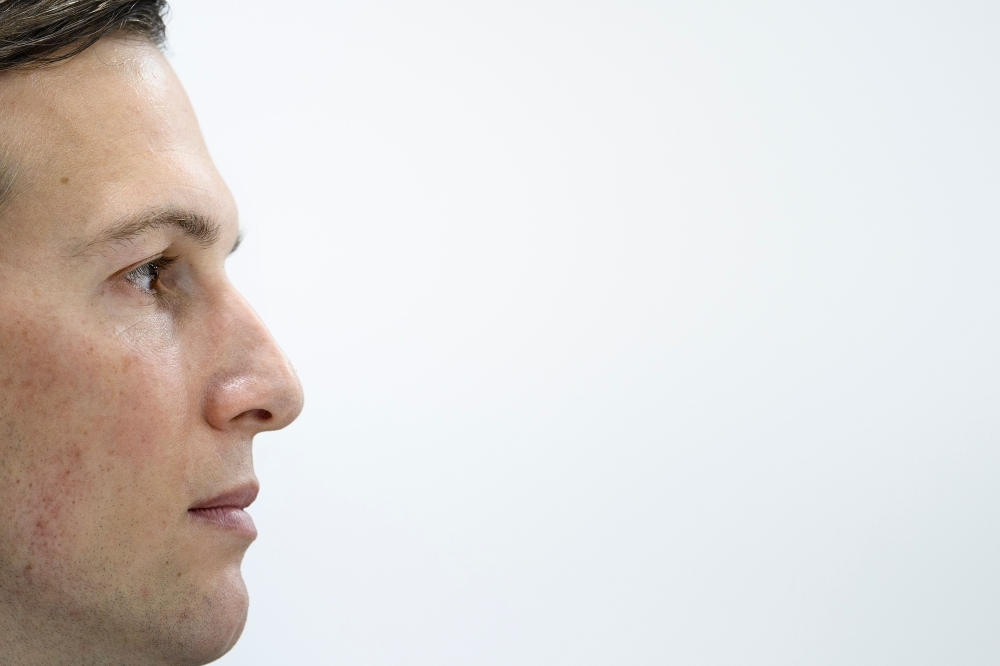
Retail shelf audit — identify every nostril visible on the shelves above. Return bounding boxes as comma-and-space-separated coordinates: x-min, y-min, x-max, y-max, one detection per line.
249, 409, 273, 421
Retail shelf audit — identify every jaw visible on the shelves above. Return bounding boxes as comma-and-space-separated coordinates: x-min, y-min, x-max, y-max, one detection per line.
0, 508, 253, 666
0, 580, 248, 666
154, 564, 252, 665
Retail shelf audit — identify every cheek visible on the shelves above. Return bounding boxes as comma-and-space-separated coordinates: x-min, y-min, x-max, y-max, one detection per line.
0, 309, 190, 568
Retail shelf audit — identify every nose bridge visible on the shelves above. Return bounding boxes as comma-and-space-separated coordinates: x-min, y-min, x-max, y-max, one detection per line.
202, 282, 304, 432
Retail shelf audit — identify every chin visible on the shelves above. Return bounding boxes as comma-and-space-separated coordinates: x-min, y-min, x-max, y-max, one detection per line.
158, 567, 251, 666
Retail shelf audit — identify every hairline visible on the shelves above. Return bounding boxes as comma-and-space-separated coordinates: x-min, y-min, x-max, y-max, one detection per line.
0, 0, 170, 212
0, 34, 164, 218
0, 142, 21, 222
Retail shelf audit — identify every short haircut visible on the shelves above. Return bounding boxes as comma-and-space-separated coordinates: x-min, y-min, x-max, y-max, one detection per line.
0, 0, 170, 214
0, 0, 169, 72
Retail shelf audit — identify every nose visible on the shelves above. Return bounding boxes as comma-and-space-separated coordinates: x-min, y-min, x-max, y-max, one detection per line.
201, 286, 304, 435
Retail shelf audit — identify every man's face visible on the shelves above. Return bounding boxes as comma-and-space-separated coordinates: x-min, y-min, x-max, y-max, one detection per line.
0, 38, 303, 664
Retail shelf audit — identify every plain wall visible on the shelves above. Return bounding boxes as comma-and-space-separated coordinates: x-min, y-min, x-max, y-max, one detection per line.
166, 2, 1000, 664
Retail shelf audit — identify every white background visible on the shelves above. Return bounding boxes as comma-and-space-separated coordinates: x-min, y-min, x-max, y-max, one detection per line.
166, 2, 1000, 664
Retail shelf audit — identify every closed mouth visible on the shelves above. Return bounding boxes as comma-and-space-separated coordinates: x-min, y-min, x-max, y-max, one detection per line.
188, 481, 259, 537
190, 482, 259, 511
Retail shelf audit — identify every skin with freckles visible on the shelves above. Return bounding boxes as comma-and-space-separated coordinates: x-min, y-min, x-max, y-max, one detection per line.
0, 37, 304, 665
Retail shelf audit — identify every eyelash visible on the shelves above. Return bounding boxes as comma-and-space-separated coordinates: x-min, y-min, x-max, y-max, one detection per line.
123, 255, 177, 295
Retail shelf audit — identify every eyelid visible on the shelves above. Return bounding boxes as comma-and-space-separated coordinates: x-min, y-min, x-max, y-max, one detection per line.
112, 252, 169, 281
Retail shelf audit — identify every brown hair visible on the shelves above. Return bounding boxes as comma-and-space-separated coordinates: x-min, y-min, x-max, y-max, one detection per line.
0, 0, 169, 72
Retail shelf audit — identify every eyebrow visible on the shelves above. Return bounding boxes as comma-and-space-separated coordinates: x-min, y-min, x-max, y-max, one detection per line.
72, 208, 240, 255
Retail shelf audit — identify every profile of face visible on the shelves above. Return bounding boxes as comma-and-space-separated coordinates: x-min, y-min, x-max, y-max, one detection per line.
0, 37, 304, 664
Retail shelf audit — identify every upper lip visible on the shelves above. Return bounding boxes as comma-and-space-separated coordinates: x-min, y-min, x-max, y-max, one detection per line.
190, 481, 259, 510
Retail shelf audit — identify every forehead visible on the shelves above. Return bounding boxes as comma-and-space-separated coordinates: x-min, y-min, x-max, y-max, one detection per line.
0, 37, 234, 250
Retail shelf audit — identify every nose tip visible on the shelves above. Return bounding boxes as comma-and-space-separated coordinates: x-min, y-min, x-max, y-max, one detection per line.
202, 292, 305, 435
251, 354, 304, 433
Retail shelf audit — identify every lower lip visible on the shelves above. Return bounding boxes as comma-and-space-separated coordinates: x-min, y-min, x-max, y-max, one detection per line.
188, 507, 257, 539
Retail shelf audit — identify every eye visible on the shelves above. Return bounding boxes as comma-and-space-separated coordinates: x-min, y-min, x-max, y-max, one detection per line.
124, 256, 176, 294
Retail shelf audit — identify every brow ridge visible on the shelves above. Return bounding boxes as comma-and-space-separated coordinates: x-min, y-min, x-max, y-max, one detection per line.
74, 207, 222, 255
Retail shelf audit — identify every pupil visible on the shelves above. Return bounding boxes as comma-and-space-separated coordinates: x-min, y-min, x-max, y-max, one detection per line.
140, 262, 158, 288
